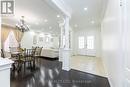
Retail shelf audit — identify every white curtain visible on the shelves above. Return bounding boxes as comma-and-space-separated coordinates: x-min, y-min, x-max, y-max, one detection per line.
4, 31, 19, 52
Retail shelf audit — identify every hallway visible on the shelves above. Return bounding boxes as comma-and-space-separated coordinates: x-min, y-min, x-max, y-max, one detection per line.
71, 56, 107, 77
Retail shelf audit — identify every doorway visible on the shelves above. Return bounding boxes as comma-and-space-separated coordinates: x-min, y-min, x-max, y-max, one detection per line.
78, 35, 96, 56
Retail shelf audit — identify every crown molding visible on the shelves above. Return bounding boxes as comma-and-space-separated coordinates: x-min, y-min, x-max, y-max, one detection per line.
50, 0, 72, 18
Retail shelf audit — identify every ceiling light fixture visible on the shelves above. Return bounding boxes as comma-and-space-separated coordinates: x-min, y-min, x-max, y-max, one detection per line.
44, 19, 48, 22
84, 7, 88, 11
35, 22, 39, 25
91, 21, 95, 24
74, 24, 78, 27
49, 26, 52, 29
57, 15, 60, 18
16, 16, 29, 32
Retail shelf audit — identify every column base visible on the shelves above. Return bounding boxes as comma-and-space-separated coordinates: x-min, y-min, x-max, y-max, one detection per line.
61, 49, 71, 71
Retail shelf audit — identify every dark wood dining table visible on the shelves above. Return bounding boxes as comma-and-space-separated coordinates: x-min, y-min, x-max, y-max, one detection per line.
11, 49, 36, 72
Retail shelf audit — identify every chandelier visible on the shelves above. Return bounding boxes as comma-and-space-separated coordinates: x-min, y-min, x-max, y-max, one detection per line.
16, 16, 29, 32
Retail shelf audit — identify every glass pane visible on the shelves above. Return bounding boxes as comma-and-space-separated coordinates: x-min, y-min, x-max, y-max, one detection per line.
78, 36, 85, 49
87, 36, 94, 49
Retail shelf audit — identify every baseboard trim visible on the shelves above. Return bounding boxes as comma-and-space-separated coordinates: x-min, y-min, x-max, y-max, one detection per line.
108, 76, 113, 87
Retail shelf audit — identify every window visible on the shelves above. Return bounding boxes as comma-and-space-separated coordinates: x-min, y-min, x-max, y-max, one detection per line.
4, 31, 18, 52
87, 36, 94, 49
45, 36, 49, 43
78, 36, 85, 49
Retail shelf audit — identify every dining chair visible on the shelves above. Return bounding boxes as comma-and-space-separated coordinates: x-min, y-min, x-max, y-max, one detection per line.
21, 49, 36, 70
35, 47, 43, 57
9, 47, 20, 57
1, 49, 5, 58
35, 47, 43, 63
32, 46, 37, 51
9, 47, 20, 71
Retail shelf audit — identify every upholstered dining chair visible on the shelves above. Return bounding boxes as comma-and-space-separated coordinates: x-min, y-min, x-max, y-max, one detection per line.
21, 49, 36, 70
34, 47, 43, 63
1, 49, 5, 58
9, 47, 21, 71
32, 46, 37, 51
35, 47, 43, 57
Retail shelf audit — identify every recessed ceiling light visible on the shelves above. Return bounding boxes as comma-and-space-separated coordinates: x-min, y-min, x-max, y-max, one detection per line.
49, 26, 52, 29
84, 7, 88, 11
57, 15, 60, 18
35, 22, 39, 25
91, 21, 95, 24
74, 24, 78, 27
44, 19, 48, 22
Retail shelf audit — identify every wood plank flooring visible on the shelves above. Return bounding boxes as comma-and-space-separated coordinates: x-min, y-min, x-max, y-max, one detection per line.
11, 58, 110, 87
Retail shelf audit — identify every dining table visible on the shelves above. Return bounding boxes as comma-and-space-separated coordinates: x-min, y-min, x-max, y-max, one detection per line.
11, 49, 36, 72
11, 51, 23, 72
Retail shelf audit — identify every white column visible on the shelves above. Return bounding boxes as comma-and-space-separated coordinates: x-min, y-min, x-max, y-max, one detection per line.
59, 20, 65, 62
60, 23, 65, 49
64, 17, 70, 49
62, 16, 71, 71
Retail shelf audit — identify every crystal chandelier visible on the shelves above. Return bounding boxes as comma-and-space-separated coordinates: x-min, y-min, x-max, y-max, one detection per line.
16, 16, 29, 32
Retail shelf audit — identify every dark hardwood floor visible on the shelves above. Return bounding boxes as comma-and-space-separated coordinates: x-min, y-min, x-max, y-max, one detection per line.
11, 58, 110, 87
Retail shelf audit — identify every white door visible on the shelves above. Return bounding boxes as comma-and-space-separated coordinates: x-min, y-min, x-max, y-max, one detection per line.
86, 36, 96, 56
78, 35, 96, 56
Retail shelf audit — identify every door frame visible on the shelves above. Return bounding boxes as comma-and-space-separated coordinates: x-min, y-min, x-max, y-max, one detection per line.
77, 35, 96, 56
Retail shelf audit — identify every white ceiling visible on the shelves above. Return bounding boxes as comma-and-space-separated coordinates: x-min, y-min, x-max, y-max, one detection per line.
2, 0, 106, 33
2, 0, 64, 35
63, 0, 106, 29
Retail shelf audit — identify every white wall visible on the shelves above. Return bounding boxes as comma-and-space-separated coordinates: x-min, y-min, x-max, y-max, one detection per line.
101, 0, 124, 87
21, 31, 59, 49
51, 36, 59, 49
0, 16, 1, 50
21, 32, 34, 49
72, 26, 101, 57
123, 0, 130, 86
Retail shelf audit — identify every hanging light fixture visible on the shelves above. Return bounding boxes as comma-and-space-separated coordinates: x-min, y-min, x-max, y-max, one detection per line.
16, 16, 29, 32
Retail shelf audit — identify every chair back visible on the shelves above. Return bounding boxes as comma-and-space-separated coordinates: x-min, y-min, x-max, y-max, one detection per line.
1, 49, 5, 58
23, 49, 36, 61
32, 46, 37, 51
35, 47, 43, 56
